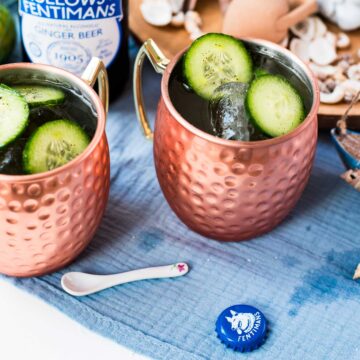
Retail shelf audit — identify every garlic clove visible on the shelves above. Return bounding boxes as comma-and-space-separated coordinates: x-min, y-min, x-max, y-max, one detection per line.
336, 32, 351, 49
290, 38, 310, 63
291, 17, 316, 41
140, 0, 172, 27
309, 37, 337, 65
320, 85, 345, 103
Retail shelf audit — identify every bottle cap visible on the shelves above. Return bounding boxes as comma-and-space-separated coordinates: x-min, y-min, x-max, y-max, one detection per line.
215, 304, 267, 352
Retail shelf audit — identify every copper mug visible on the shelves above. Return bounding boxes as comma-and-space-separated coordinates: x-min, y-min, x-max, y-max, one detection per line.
0, 58, 110, 277
134, 39, 320, 241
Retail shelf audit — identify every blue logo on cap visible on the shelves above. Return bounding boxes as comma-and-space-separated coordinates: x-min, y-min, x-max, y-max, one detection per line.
216, 304, 267, 352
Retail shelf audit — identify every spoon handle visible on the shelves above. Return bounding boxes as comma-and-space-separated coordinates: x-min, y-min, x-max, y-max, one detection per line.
61, 263, 189, 296
103, 262, 189, 285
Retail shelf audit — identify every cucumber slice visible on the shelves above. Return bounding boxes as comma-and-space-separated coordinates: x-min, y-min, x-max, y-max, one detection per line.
183, 33, 253, 99
0, 84, 29, 149
246, 75, 305, 137
13, 85, 65, 108
23, 119, 90, 174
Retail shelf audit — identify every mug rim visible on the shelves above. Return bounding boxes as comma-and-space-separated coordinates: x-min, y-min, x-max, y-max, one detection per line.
0, 62, 106, 181
161, 37, 320, 148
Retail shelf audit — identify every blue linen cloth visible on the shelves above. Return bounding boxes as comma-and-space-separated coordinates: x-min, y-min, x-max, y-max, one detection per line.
4, 68, 360, 359
4, 7, 360, 359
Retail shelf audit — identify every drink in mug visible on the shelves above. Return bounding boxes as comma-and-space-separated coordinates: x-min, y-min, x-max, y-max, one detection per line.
0, 81, 96, 175
169, 33, 311, 142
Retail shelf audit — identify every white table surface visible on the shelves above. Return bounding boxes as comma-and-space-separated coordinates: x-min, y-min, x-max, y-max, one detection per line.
0, 279, 149, 360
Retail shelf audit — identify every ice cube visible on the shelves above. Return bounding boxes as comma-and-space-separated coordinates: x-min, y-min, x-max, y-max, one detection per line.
209, 82, 254, 141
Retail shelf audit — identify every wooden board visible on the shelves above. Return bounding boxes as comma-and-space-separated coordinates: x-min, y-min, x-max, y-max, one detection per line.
129, 0, 222, 59
317, 22, 360, 125
129, 0, 360, 128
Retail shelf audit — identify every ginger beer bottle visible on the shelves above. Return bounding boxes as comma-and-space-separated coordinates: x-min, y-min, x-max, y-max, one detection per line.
19, 0, 129, 100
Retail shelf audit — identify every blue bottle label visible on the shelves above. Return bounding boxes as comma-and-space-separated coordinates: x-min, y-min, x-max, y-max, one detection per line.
19, 0, 123, 75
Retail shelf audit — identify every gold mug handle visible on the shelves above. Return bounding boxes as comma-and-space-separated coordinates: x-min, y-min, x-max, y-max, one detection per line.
81, 57, 109, 116
133, 39, 170, 140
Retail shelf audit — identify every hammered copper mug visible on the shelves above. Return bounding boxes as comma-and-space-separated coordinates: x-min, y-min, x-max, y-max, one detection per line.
0, 58, 110, 277
134, 39, 319, 241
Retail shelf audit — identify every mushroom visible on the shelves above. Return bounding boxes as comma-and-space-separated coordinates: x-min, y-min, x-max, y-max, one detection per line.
290, 38, 310, 63
140, 0, 172, 26
171, 11, 185, 26
291, 17, 316, 41
314, 16, 327, 38
336, 32, 351, 49
340, 79, 360, 97
324, 31, 337, 47
347, 64, 360, 81
308, 63, 337, 79
320, 85, 345, 103
309, 37, 337, 65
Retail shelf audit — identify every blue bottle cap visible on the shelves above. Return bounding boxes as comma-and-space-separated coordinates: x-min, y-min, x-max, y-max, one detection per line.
215, 304, 267, 352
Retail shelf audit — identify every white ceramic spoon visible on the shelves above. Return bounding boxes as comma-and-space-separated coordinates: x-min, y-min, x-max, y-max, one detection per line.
61, 262, 189, 297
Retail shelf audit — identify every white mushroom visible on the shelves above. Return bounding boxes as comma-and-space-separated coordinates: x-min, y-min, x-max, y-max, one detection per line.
314, 16, 327, 38
168, 0, 185, 14
309, 63, 337, 79
171, 11, 185, 26
340, 79, 360, 96
290, 38, 310, 63
140, 0, 172, 26
347, 64, 360, 81
324, 31, 337, 48
291, 17, 316, 41
320, 85, 345, 103
336, 32, 351, 49
309, 37, 337, 65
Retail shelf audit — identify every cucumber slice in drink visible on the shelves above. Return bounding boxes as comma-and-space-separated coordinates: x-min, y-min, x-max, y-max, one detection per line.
13, 85, 65, 108
23, 119, 90, 174
0, 84, 29, 149
246, 75, 305, 137
183, 33, 253, 99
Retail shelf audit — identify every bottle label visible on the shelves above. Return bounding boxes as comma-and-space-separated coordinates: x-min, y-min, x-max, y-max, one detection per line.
19, 0, 123, 75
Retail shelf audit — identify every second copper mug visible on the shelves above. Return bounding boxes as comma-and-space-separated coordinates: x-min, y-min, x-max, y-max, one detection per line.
134, 38, 320, 241
0, 58, 110, 277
